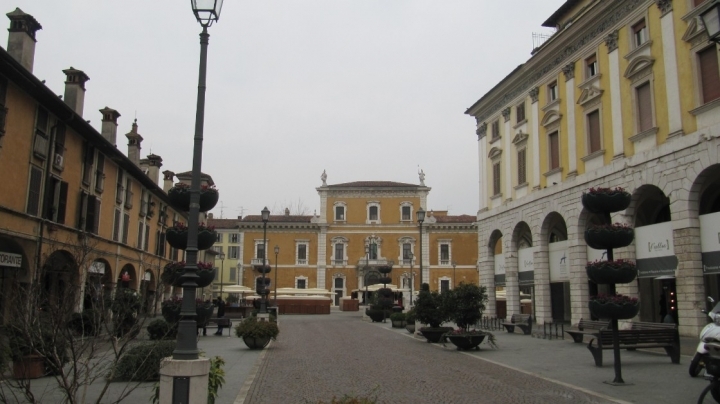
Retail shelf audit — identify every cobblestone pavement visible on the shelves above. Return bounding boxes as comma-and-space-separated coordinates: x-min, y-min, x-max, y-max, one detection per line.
243, 312, 617, 404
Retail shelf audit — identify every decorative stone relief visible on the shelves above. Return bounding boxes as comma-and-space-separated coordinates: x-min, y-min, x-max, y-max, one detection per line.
502, 107, 511, 122
605, 31, 619, 53
562, 62, 576, 81
512, 131, 529, 146
476, 122, 487, 140
624, 56, 655, 83
656, 0, 672, 17
529, 87, 539, 103
488, 147, 503, 159
577, 87, 604, 108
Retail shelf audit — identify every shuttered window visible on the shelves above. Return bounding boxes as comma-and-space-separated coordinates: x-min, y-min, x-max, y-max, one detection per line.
113, 209, 121, 241
549, 131, 560, 169
492, 162, 501, 195
587, 111, 602, 153
491, 120, 500, 139
27, 166, 43, 216
516, 103, 525, 123
699, 47, 720, 104
122, 213, 130, 244
95, 154, 105, 193
517, 149, 527, 185
636, 82, 653, 132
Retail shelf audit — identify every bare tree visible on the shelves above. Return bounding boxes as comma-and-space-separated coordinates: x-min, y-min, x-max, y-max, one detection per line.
270, 198, 312, 216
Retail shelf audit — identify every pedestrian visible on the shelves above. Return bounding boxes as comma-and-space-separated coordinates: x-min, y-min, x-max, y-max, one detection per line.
214, 297, 226, 336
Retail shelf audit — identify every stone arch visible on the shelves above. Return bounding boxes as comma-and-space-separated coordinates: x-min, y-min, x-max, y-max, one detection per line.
0, 236, 31, 282
629, 184, 671, 227
118, 263, 137, 290
41, 250, 78, 312
84, 258, 112, 310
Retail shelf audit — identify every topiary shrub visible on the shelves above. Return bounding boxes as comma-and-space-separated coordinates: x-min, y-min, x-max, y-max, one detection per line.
146, 319, 178, 340
113, 340, 176, 381
414, 289, 451, 328
111, 289, 141, 338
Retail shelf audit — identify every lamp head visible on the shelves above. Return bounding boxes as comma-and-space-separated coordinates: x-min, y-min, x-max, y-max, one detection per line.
219, 252, 225, 260
274, 245, 280, 255
416, 207, 426, 224
191, 0, 224, 27
701, 3, 720, 43
261, 206, 270, 223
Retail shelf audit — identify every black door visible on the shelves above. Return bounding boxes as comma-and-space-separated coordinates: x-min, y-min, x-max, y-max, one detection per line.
550, 282, 565, 321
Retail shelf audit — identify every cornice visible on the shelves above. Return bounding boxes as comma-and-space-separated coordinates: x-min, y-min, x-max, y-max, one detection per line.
469, 0, 644, 123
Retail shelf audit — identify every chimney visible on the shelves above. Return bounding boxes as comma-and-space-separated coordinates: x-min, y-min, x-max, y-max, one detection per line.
63, 67, 90, 116
285, 208, 290, 216
162, 170, 175, 192
6, 8, 41, 73
99, 107, 120, 145
145, 153, 163, 185
125, 119, 143, 166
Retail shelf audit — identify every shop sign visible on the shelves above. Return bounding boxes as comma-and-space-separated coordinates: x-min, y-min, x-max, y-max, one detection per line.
636, 222, 677, 278
0, 251, 22, 268
549, 241, 569, 282
701, 212, 720, 274
587, 246, 607, 263
518, 246, 536, 285
494, 253, 505, 286
89, 261, 105, 274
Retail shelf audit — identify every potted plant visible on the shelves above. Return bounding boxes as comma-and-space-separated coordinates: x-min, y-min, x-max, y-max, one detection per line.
162, 261, 217, 288
584, 223, 634, 250
586, 259, 637, 284
582, 187, 631, 214
405, 309, 416, 333
414, 289, 452, 343
167, 183, 220, 213
234, 317, 279, 349
389, 312, 406, 328
366, 288, 393, 322
444, 282, 496, 351
589, 293, 640, 320
165, 222, 217, 251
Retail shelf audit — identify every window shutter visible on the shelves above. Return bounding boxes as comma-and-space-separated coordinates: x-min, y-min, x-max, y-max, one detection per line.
549, 132, 560, 169
122, 213, 130, 244
587, 111, 601, 153
44, 179, 58, 220
93, 198, 101, 234
113, 209, 121, 241
493, 163, 501, 195
57, 182, 68, 224
700, 47, 720, 104
144, 224, 150, 251
86, 195, 97, 232
636, 82, 653, 132
518, 149, 527, 184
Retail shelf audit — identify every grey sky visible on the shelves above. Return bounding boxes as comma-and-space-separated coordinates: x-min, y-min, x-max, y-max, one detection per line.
7, 1, 565, 218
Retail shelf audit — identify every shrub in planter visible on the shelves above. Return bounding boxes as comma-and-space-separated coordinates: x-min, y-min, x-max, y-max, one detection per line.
167, 183, 220, 212
581, 187, 631, 214
162, 261, 216, 288
584, 223, 634, 250
147, 319, 178, 340
235, 317, 279, 349
112, 340, 176, 381
389, 312, 406, 328
405, 308, 416, 324
443, 282, 496, 350
165, 222, 217, 251
7, 321, 71, 377
586, 259, 638, 284
414, 289, 451, 328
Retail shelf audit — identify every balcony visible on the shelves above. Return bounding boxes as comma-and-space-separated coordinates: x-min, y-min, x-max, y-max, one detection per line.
440, 259, 450, 266
355, 258, 392, 267
296, 258, 308, 265
333, 259, 348, 266
251, 258, 271, 267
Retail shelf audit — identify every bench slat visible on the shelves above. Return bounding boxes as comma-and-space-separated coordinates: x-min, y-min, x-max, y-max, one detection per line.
587, 328, 680, 367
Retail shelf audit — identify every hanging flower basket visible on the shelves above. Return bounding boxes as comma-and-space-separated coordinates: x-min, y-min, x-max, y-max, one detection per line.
165, 223, 217, 251
586, 260, 637, 284
378, 266, 392, 274
167, 183, 220, 213
379, 277, 392, 285
256, 265, 271, 274
584, 223, 634, 250
581, 187, 631, 214
589, 294, 640, 320
162, 262, 216, 288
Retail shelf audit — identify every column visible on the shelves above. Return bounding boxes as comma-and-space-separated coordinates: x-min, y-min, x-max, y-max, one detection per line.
530, 87, 541, 189
606, 31, 625, 158
533, 245, 551, 324
502, 107, 513, 198
476, 122, 488, 211
563, 62, 577, 176
657, 0, 683, 137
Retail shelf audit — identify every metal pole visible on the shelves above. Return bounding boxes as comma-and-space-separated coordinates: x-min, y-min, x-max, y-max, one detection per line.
453, 261, 456, 289
173, 26, 210, 361
261, 220, 268, 313
419, 222, 423, 288
274, 246, 279, 304
409, 252, 414, 307
220, 256, 224, 298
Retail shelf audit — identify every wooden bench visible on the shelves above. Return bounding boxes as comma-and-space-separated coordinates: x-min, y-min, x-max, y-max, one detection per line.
207, 318, 233, 336
630, 321, 677, 330
587, 328, 680, 367
565, 319, 610, 343
502, 314, 533, 335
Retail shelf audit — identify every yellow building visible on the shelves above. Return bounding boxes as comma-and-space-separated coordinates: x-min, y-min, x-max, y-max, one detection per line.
0, 8, 188, 319
226, 175, 478, 308
466, 0, 720, 336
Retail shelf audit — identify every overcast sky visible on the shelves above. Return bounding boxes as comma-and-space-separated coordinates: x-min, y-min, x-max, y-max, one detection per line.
7, 0, 565, 218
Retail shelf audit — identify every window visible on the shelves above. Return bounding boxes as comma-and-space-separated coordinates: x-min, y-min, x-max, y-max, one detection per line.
27, 167, 42, 216
492, 162, 501, 196
140, 190, 149, 217
229, 269, 236, 281
334, 243, 344, 265
633, 19, 647, 48
440, 244, 450, 265
297, 278, 307, 289
122, 213, 130, 244
297, 244, 307, 265
155, 230, 166, 257
369, 242, 378, 260
368, 206, 378, 221
116, 171, 124, 204
124, 178, 133, 209
82, 143, 95, 186
216, 233, 223, 243
440, 279, 450, 294
517, 148, 527, 185
636, 82, 653, 132
699, 47, 720, 104
53, 124, 66, 170
548, 81, 558, 102
113, 209, 121, 241
213, 246, 224, 254
549, 131, 560, 170
256, 244, 265, 260
230, 233, 239, 243
137, 221, 144, 249
33, 107, 49, 159
335, 205, 345, 221
587, 110, 601, 153
586, 54, 598, 78
94, 153, 105, 193
44, 177, 68, 224
401, 206, 411, 221
402, 243, 412, 264
144, 223, 150, 251
491, 120, 500, 139
229, 246, 239, 259
516, 102, 526, 123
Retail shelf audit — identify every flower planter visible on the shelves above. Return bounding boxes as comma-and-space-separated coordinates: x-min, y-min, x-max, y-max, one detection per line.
256, 265, 271, 274
165, 228, 217, 251
367, 310, 385, 322
243, 336, 271, 350
172, 269, 216, 288
581, 191, 631, 214
419, 326, 453, 343
586, 262, 637, 284
447, 334, 486, 351
584, 227, 634, 250
391, 320, 406, 328
13, 355, 45, 379
405, 323, 416, 334
167, 186, 219, 212
589, 301, 640, 320
199, 190, 219, 212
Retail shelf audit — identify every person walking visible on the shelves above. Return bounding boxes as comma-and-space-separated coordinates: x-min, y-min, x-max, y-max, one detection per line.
214, 297, 226, 336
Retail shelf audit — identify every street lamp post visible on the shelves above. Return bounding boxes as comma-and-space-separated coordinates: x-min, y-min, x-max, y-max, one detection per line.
408, 251, 414, 307
416, 208, 425, 289
364, 244, 370, 306
452, 260, 456, 289
274, 245, 279, 304
260, 207, 270, 314
701, 3, 720, 44
174, 0, 223, 362
218, 252, 225, 298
